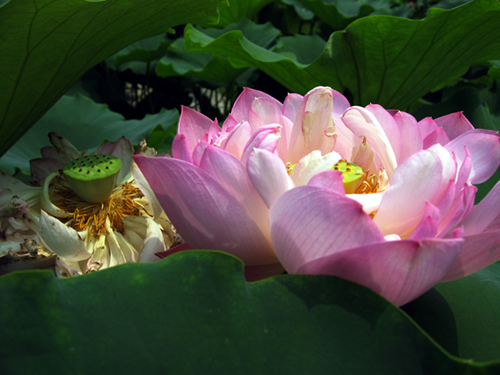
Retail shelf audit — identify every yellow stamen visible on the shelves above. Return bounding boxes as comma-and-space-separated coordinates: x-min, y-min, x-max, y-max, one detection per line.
50, 178, 147, 238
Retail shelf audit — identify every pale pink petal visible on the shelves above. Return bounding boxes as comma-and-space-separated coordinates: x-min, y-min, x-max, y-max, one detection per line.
437, 184, 476, 237
247, 149, 294, 208
203, 118, 221, 143
290, 150, 342, 186
134, 155, 277, 265
342, 106, 398, 177
427, 144, 457, 203
441, 229, 500, 282
374, 150, 443, 238
171, 134, 193, 164
330, 88, 351, 120
282, 93, 304, 122
366, 104, 401, 163
444, 129, 500, 184
177, 106, 214, 155
240, 125, 281, 166
223, 121, 253, 160
307, 170, 345, 193
249, 97, 284, 130
288, 87, 335, 162
333, 119, 357, 160
435, 112, 474, 140
297, 238, 463, 306
231, 87, 282, 123
392, 111, 423, 162
270, 185, 384, 273
199, 146, 270, 239
462, 180, 500, 236
348, 192, 384, 215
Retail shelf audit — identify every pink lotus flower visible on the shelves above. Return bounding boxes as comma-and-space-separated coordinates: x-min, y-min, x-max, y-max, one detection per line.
136, 86, 500, 305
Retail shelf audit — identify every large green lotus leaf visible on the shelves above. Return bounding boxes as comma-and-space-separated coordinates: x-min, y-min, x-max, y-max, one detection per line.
0, 0, 227, 158
0, 95, 179, 175
185, 0, 500, 109
217, 0, 274, 27
1, 250, 498, 374
404, 262, 500, 363
295, 0, 409, 30
106, 34, 174, 75
156, 19, 280, 82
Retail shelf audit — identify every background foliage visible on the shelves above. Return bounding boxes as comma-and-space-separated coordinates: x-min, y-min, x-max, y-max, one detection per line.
2, 0, 500, 373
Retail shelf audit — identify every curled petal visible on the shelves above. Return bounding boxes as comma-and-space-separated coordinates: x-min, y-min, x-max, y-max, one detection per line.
240, 125, 281, 166
132, 163, 164, 220
137, 216, 167, 263
270, 185, 384, 273
297, 238, 463, 306
444, 129, 500, 184
134, 155, 277, 265
231, 87, 283, 124
223, 121, 253, 160
38, 210, 91, 261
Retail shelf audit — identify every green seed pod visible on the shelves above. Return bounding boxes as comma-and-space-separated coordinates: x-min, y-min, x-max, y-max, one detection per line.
62, 155, 122, 203
332, 160, 364, 194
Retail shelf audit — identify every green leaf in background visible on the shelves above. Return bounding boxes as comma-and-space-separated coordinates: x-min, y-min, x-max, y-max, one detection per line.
1, 250, 499, 374
404, 262, 500, 363
218, 0, 274, 27
106, 34, 174, 75
156, 19, 280, 83
185, 0, 500, 108
0, 95, 179, 175
0, 0, 227, 157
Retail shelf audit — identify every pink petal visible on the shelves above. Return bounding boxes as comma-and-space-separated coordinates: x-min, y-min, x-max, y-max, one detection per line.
199, 145, 270, 239
270, 185, 384, 273
392, 111, 423, 163
418, 117, 440, 139
297, 237, 463, 306
444, 129, 500, 184
435, 112, 474, 141
177, 106, 214, 155
240, 125, 281, 166
134, 155, 277, 265
172, 134, 193, 164
342, 106, 398, 177
409, 202, 441, 241
249, 97, 284, 131
462, 180, 500, 236
288, 87, 336, 162
223, 121, 253, 160
374, 150, 443, 237
441, 229, 500, 282
231, 87, 283, 124
282, 93, 304, 122
247, 149, 294, 208
423, 128, 450, 149
366, 104, 401, 163
307, 170, 345, 193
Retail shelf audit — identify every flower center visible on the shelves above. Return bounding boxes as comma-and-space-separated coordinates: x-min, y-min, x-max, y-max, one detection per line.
51, 178, 147, 238
332, 160, 380, 195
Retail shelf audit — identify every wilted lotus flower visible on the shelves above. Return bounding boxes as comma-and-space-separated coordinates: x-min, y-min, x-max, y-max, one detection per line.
136, 86, 500, 304
1, 133, 175, 277
0, 172, 46, 259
